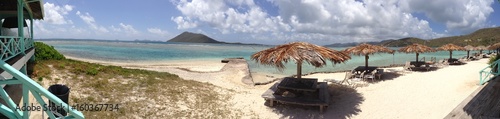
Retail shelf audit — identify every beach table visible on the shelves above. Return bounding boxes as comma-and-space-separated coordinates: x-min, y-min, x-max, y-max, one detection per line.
352, 66, 378, 74
277, 77, 318, 92
448, 58, 459, 63
262, 81, 330, 112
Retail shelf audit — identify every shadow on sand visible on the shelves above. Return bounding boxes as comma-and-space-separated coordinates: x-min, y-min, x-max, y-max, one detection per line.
265, 83, 364, 119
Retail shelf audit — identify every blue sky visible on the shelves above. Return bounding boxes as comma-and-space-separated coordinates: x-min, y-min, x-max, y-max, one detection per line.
34, 0, 500, 45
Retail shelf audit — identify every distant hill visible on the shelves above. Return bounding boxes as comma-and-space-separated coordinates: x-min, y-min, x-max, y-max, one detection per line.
324, 41, 379, 47
167, 32, 222, 43
378, 37, 427, 47
427, 27, 500, 47
325, 27, 500, 47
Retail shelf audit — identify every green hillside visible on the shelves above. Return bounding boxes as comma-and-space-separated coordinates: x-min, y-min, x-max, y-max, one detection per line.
378, 27, 500, 47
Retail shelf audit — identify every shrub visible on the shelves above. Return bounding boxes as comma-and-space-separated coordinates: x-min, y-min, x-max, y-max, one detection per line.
489, 55, 500, 73
86, 67, 99, 76
34, 42, 65, 60
488, 55, 500, 65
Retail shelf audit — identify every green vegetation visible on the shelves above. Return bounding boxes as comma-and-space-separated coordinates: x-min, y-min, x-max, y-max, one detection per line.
32, 59, 238, 118
34, 42, 65, 60
30, 43, 240, 118
488, 55, 500, 65
488, 55, 499, 73
382, 27, 500, 47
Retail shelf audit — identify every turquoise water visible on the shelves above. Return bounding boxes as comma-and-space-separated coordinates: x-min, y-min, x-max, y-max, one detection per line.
40, 40, 481, 76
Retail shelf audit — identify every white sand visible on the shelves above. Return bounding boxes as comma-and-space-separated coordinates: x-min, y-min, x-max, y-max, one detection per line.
65, 56, 226, 72
66, 56, 489, 118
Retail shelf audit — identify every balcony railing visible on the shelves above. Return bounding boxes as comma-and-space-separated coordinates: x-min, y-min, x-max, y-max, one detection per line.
0, 36, 32, 61
479, 59, 500, 85
0, 36, 84, 118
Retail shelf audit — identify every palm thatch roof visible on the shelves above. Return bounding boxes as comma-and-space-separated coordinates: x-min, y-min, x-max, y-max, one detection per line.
398, 43, 435, 53
398, 43, 435, 62
437, 43, 466, 51
463, 45, 476, 58
344, 43, 395, 56
488, 42, 500, 50
464, 45, 475, 51
251, 42, 351, 70
344, 43, 394, 69
438, 43, 465, 59
475, 45, 487, 50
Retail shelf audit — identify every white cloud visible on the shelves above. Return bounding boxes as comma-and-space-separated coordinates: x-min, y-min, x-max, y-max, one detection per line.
147, 28, 169, 36
76, 11, 109, 33
171, 0, 495, 44
43, 3, 73, 25
119, 23, 139, 35
171, 0, 284, 34
399, 0, 494, 33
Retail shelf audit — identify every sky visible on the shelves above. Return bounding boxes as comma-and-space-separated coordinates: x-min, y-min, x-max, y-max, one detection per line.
33, 0, 500, 45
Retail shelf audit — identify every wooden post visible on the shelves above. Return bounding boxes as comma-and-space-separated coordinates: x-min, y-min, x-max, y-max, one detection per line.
320, 106, 324, 113
270, 99, 274, 106
365, 55, 369, 68
449, 51, 453, 59
297, 61, 302, 79
467, 50, 470, 58
416, 53, 419, 62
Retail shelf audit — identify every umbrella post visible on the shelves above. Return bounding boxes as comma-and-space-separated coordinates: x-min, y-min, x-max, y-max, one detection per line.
467, 50, 470, 58
416, 53, 419, 62
449, 51, 453, 59
297, 61, 302, 79
365, 55, 369, 68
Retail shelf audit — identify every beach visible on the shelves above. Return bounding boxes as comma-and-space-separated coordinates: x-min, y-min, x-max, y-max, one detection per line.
64, 55, 489, 118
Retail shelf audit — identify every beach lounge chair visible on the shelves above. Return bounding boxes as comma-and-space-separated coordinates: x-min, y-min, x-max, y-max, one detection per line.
375, 69, 383, 80
404, 61, 413, 71
353, 70, 365, 79
363, 70, 377, 82
436, 59, 448, 68
341, 72, 353, 85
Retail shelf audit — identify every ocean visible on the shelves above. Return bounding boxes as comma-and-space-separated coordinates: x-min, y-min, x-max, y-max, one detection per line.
39, 40, 482, 76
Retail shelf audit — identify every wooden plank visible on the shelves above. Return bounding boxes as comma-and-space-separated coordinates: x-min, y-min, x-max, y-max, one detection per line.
445, 76, 500, 119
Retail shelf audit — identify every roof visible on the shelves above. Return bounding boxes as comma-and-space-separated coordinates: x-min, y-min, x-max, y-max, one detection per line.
0, 0, 44, 19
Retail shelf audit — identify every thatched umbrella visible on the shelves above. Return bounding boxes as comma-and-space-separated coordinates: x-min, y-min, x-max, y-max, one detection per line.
251, 42, 351, 79
489, 43, 500, 50
344, 43, 394, 69
464, 45, 475, 58
489, 43, 500, 55
437, 43, 466, 59
398, 43, 436, 62
475, 45, 487, 54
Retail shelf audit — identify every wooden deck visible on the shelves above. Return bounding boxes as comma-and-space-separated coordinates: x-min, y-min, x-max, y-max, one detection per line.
445, 76, 500, 119
262, 81, 330, 112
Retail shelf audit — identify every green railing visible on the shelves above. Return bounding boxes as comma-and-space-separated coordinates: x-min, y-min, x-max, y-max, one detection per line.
0, 61, 84, 119
0, 37, 84, 118
0, 36, 30, 61
479, 59, 500, 85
